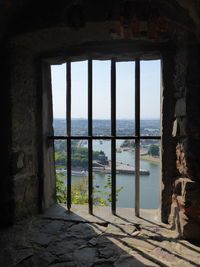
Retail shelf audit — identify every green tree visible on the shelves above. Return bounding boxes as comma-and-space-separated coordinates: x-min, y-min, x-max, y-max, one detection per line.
120, 140, 135, 148
56, 172, 67, 203
95, 175, 124, 205
148, 144, 159, 156
56, 174, 123, 206
55, 148, 107, 169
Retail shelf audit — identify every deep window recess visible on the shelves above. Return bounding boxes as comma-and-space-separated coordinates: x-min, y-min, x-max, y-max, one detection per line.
50, 59, 161, 216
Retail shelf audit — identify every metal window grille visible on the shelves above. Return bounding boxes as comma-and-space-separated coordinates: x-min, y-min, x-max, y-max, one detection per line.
49, 58, 161, 216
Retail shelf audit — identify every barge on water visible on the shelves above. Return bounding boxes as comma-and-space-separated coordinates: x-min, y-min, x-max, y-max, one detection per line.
56, 169, 88, 177
56, 161, 150, 176
93, 161, 150, 175
93, 168, 150, 175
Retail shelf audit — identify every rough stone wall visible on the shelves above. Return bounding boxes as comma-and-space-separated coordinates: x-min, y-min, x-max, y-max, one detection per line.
160, 52, 177, 223
1, 0, 200, 228
170, 45, 200, 239
9, 7, 182, 222
10, 45, 39, 220
0, 44, 13, 226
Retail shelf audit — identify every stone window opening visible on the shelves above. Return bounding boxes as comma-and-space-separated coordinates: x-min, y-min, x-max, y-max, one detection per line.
45, 56, 163, 219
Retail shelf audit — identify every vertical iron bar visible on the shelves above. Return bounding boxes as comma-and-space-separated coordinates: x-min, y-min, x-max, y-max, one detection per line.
135, 58, 140, 217
67, 61, 71, 211
111, 59, 116, 215
88, 60, 93, 214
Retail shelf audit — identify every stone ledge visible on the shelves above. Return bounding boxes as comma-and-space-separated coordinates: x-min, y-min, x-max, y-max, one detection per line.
41, 204, 162, 227
1, 204, 200, 267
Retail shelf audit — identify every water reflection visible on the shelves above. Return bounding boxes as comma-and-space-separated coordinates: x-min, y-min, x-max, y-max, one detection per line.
65, 140, 160, 209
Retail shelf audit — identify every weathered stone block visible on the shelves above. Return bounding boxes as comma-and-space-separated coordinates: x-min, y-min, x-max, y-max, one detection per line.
179, 211, 200, 240
176, 138, 200, 178
174, 178, 200, 200
170, 178, 200, 239
172, 119, 178, 137
174, 177, 191, 192
14, 175, 38, 220
178, 117, 187, 136
176, 143, 188, 176
172, 118, 187, 137
11, 151, 25, 175
174, 98, 186, 117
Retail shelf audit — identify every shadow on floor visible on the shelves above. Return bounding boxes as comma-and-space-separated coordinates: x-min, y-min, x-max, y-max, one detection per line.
0, 204, 200, 266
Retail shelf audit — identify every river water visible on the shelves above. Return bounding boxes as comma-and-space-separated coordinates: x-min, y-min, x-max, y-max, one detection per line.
70, 140, 160, 209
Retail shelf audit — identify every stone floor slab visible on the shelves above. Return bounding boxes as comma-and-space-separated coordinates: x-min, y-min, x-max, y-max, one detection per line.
1, 204, 200, 267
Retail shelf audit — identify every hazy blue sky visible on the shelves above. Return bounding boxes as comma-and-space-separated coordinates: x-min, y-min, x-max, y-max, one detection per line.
51, 60, 160, 119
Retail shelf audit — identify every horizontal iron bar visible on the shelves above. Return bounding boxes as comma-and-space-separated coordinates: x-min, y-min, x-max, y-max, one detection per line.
48, 135, 161, 140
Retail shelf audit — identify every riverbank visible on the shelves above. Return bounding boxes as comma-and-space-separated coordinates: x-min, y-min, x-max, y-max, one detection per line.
140, 155, 160, 164
93, 160, 150, 175
118, 147, 160, 165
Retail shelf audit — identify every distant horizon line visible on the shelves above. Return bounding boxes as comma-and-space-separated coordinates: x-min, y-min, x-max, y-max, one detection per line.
54, 117, 160, 120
